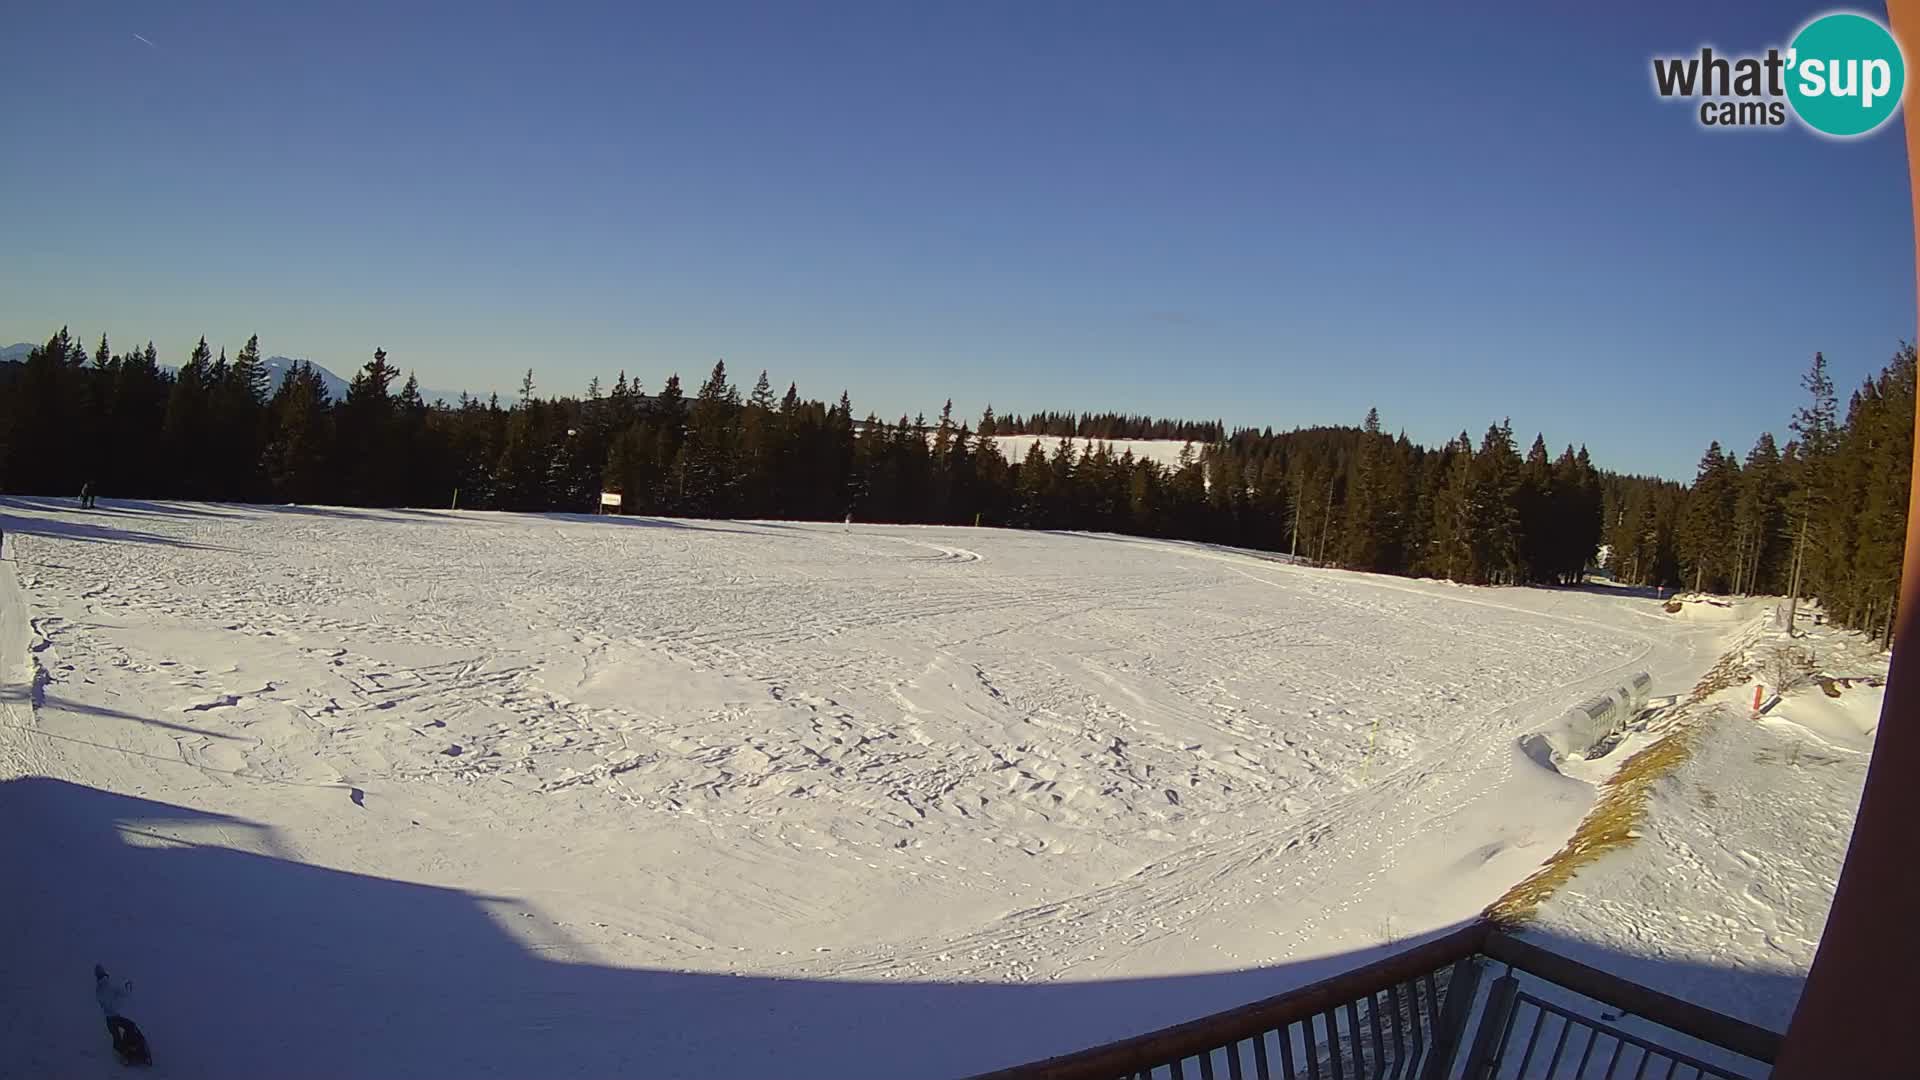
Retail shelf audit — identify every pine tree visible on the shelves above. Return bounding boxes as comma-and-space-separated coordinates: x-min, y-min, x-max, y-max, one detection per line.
1730, 433, 1787, 594
1822, 345, 1916, 641
338, 348, 403, 503
1171, 440, 1209, 540
1785, 352, 1839, 631
929, 399, 957, 523
739, 370, 781, 517
677, 360, 741, 515
1513, 434, 1555, 583
1568, 447, 1604, 582
1678, 441, 1739, 592
162, 337, 216, 497
7, 329, 81, 494
494, 371, 554, 511
1013, 439, 1051, 527
212, 334, 270, 499
603, 424, 647, 513
264, 361, 334, 504
1464, 421, 1522, 584
1340, 408, 1397, 571
1427, 434, 1474, 580
100, 342, 170, 498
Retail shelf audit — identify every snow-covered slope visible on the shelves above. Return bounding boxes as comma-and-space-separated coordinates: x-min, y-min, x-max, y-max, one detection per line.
912, 431, 1200, 469
260, 355, 351, 400
0, 501, 1747, 1077
1520, 608, 1878, 1037
976, 435, 1198, 469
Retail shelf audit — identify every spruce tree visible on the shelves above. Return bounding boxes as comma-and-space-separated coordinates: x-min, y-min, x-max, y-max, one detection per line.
1341, 408, 1395, 571
1428, 433, 1474, 580
264, 361, 334, 504
1514, 434, 1554, 583
1731, 433, 1787, 594
162, 337, 216, 497
1464, 421, 1522, 584
1786, 352, 1839, 630
678, 360, 741, 515
336, 348, 401, 504
1678, 441, 1739, 592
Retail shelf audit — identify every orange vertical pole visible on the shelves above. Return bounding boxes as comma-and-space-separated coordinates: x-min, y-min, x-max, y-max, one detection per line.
1774, 5, 1920, 1073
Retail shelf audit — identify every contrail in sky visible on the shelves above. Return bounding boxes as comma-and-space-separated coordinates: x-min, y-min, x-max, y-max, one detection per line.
132, 33, 155, 48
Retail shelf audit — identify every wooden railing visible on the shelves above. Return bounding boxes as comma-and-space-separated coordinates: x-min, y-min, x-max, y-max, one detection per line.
968, 921, 1780, 1080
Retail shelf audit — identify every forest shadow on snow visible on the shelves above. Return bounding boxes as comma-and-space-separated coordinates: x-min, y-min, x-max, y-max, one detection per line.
0, 775, 1805, 1080
1, 496, 811, 542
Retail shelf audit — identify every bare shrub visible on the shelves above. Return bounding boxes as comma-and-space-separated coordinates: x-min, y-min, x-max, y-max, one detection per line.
1761, 645, 1818, 696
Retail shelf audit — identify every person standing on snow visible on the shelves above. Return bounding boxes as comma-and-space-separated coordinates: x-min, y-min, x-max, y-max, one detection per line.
94, 964, 151, 1065
79, 481, 94, 510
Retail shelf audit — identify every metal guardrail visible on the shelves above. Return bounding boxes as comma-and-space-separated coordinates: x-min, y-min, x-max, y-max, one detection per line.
968, 923, 1779, 1080
1475, 935, 1779, 1068
1468, 988, 1747, 1079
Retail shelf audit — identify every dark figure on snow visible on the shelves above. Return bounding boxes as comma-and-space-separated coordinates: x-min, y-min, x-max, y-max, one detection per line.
94, 964, 151, 1066
79, 482, 96, 509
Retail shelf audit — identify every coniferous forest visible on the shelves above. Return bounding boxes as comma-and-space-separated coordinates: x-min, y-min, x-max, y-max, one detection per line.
0, 328, 1911, 641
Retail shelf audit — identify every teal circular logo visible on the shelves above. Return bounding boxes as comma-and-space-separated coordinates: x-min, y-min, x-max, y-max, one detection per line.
1786, 12, 1906, 137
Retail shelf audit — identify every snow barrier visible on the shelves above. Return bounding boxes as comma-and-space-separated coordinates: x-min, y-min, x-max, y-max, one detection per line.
1520, 672, 1653, 767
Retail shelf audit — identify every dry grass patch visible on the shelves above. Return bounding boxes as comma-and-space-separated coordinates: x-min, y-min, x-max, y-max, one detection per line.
1485, 644, 1753, 926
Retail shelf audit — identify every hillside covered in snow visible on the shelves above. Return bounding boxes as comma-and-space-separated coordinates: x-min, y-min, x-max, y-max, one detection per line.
0, 501, 1856, 1077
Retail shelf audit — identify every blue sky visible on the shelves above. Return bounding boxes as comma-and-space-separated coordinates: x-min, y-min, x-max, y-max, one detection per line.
2, 2, 1911, 478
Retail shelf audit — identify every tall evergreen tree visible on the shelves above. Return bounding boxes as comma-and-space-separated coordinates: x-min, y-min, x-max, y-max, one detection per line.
162, 337, 216, 497
1464, 421, 1522, 584
1786, 352, 1840, 629
1340, 407, 1399, 571
1677, 441, 1739, 592
264, 361, 334, 503
1513, 434, 1555, 583
337, 347, 402, 504
677, 360, 741, 515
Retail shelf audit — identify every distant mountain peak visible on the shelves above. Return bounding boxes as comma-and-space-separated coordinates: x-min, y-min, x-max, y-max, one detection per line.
260, 356, 351, 400
262, 355, 471, 406
0, 340, 474, 403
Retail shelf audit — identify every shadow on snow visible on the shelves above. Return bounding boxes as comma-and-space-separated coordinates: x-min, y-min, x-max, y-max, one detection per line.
0, 775, 1805, 1079
1, 497, 801, 541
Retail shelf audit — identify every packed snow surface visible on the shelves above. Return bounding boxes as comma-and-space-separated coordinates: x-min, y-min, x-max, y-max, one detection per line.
0, 500, 1745, 1077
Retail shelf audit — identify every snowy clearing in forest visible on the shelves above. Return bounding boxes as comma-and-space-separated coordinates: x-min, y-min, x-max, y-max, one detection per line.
0, 500, 1746, 1078
978, 435, 1196, 469
918, 433, 1199, 470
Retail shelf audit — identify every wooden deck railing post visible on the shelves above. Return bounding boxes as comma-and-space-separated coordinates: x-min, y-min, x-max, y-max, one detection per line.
1455, 971, 1519, 1080
1421, 956, 1485, 1080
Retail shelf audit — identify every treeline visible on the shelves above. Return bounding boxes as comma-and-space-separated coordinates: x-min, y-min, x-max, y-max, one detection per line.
1608, 348, 1915, 643
979, 410, 1223, 442
1188, 418, 1607, 585
2, 327, 1909, 633
0, 326, 1621, 587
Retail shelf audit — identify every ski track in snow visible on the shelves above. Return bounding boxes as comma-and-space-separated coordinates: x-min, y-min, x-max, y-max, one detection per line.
0, 500, 1745, 1077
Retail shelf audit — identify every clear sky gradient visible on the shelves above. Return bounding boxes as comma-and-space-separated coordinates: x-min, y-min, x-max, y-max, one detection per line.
3, 2, 1912, 478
